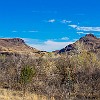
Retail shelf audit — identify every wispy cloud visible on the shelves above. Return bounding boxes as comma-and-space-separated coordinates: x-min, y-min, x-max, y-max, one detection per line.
69, 25, 78, 28
45, 19, 72, 24
61, 37, 69, 40
61, 20, 72, 24
77, 26, 100, 31
77, 32, 92, 35
12, 31, 18, 33
12, 30, 38, 33
77, 32, 84, 34
47, 19, 56, 23
77, 32, 84, 35
28, 31, 38, 33
69, 24, 100, 32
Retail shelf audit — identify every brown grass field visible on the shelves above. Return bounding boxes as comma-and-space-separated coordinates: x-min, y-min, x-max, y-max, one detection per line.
0, 88, 55, 100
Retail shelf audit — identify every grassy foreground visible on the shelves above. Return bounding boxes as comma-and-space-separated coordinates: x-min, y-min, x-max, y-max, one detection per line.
0, 88, 55, 100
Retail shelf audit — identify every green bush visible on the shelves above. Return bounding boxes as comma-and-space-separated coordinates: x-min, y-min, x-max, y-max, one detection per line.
20, 66, 36, 96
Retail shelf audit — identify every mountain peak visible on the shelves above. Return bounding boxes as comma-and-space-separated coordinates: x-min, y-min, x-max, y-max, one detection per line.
85, 34, 96, 38
79, 34, 98, 42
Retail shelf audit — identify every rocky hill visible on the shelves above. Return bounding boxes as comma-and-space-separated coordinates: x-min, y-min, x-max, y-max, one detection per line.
0, 38, 58, 58
0, 38, 50, 58
58, 34, 100, 55
0, 38, 38, 53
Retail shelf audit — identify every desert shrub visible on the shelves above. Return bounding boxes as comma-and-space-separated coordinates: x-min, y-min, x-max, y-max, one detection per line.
0, 51, 100, 100
70, 51, 100, 99
20, 65, 36, 96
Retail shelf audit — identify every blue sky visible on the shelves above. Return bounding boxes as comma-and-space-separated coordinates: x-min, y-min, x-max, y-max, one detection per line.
0, 0, 100, 51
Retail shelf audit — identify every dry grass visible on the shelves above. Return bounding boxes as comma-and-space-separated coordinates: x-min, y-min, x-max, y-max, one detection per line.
0, 88, 55, 100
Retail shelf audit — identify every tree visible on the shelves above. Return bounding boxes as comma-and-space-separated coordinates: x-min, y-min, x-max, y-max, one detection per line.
20, 66, 36, 97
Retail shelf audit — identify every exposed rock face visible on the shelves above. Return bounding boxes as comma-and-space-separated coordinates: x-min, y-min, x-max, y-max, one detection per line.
58, 44, 75, 54
58, 34, 100, 54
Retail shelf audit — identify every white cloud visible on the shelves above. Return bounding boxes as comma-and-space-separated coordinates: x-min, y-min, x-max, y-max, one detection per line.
69, 25, 78, 28
28, 31, 38, 33
61, 37, 69, 40
61, 20, 72, 24
12, 31, 18, 33
12, 30, 38, 33
24, 38, 73, 52
76, 26, 100, 31
69, 25, 100, 32
77, 32, 93, 35
47, 19, 55, 23
77, 32, 84, 34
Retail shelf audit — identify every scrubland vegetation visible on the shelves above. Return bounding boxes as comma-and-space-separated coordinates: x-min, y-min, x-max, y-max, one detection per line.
0, 49, 100, 100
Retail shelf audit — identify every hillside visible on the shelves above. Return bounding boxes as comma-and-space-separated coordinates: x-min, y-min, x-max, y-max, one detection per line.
58, 34, 100, 55
0, 38, 50, 58
0, 38, 59, 58
0, 38, 38, 53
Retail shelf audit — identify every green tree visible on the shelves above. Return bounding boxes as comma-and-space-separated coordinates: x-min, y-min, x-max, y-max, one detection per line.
20, 66, 36, 97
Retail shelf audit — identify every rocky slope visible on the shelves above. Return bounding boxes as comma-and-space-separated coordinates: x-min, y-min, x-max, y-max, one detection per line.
58, 34, 100, 55
0, 38, 49, 58
0, 38, 59, 58
0, 38, 38, 53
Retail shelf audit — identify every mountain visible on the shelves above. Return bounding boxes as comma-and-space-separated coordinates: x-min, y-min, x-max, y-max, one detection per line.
58, 34, 100, 55
0, 38, 39, 53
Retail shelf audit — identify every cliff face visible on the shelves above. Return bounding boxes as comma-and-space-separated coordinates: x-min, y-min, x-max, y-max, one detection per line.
58, 34, 100, 54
